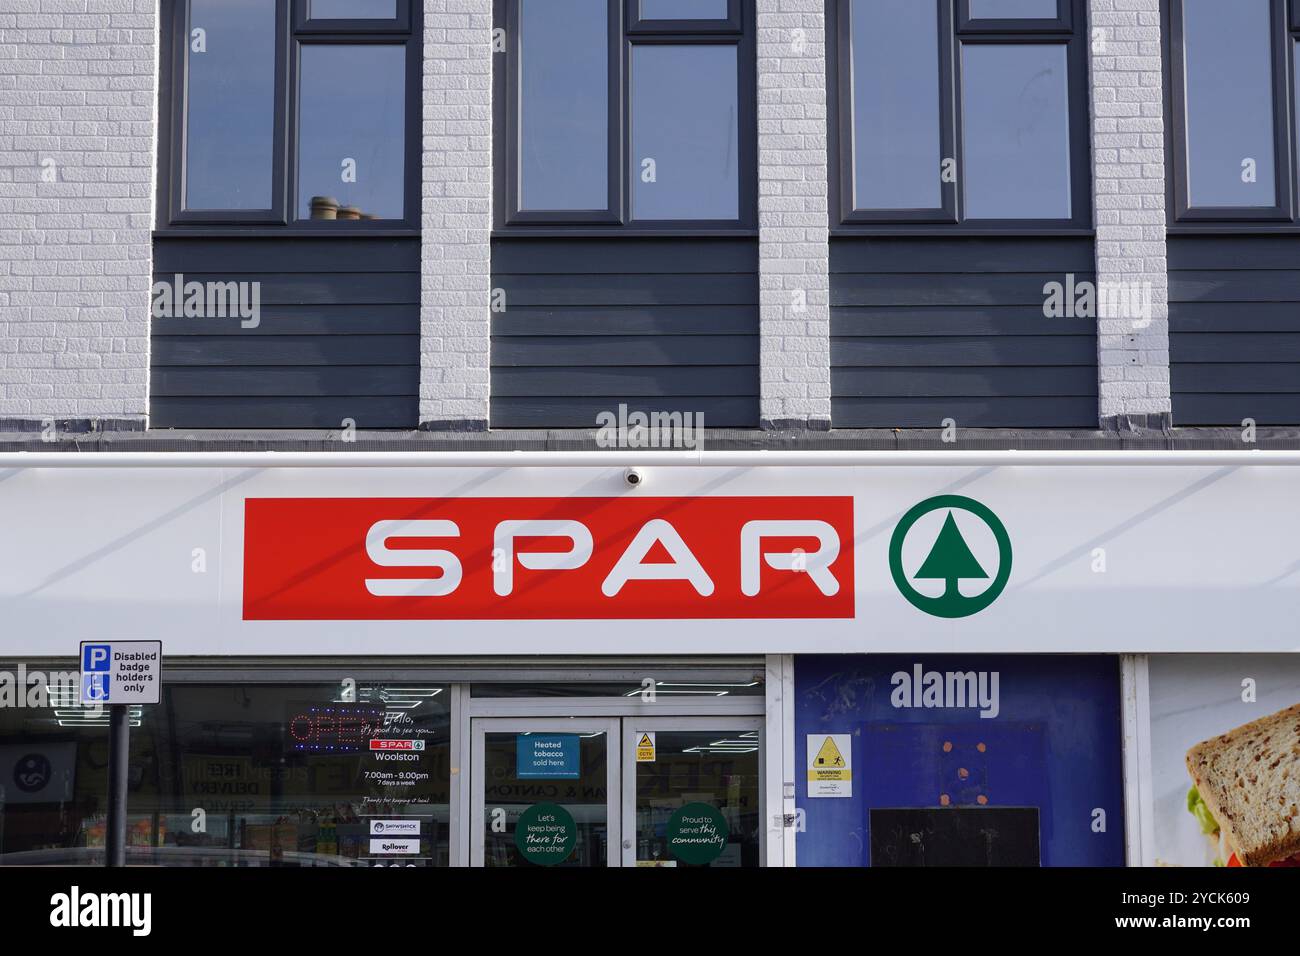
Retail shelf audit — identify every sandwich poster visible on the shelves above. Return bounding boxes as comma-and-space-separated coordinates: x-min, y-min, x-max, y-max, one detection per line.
1149, 655, 1300, 868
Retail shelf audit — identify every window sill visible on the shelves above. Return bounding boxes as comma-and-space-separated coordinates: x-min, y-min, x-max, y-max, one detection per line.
491, 228, 760, 239
1167, 223, 1300, 237
830, 226, 1096, 239
153, 228, 422, 240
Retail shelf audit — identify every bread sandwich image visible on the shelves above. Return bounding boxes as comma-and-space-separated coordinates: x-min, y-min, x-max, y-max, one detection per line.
1184, 702, 1300, 867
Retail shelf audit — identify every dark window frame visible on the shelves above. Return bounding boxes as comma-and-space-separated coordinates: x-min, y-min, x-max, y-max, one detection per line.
493, 0, 758, 235
157, 0, 422, 234
828, 0, 1092, 235
1165, 0, 1295, 225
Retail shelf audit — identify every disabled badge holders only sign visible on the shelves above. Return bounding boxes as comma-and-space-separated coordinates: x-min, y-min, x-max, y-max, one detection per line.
80, 641, 162, 705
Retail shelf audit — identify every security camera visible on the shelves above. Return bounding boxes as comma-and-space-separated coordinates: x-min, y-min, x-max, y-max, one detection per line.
623, 467, 646, 489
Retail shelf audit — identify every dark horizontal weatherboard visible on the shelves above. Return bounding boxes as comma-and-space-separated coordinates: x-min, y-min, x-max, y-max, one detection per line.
1169, 235, 1300, 426
830, 237, 1099, 428
150, 237, 420, 429
490, 238, 760, 429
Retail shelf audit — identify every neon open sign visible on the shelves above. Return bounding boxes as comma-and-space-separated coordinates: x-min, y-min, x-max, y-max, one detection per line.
285, 703, 385, 754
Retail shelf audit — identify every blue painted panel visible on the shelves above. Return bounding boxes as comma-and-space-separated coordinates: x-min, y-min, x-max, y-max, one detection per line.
795, 655, 1125, 867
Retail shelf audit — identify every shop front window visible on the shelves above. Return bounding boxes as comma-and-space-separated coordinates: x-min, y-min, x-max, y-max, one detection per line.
0, 677, 451, 867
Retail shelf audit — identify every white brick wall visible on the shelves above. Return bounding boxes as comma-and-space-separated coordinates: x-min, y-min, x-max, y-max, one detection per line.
0, 0, 156, 424
419, 0, 492, 429
1089, 0, 1172, 425
757, 0, 831, 429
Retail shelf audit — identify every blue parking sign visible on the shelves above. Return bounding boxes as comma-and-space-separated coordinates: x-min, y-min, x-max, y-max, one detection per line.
82, 644, 111, 673
82, 672, 110, 702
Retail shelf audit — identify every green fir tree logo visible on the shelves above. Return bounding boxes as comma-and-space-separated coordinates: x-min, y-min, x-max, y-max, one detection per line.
889, 496, 1012, 619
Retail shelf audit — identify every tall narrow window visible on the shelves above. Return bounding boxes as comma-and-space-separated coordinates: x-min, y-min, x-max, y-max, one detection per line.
183, 0, 277, 211
1181, 0, 1278, 209
849, 0, 943, 213
518, 0, 609, 212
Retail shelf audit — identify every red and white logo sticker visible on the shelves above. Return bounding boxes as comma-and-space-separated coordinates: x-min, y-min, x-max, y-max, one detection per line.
242, 496, 854, 621
369, 739, 425, 752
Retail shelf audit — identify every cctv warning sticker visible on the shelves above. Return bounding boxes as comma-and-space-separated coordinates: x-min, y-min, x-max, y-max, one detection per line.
807, 733, 852, 798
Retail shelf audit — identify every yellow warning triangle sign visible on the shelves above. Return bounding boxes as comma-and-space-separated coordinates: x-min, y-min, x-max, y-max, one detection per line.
813, 736, 845, 768
638, 733, 653, 748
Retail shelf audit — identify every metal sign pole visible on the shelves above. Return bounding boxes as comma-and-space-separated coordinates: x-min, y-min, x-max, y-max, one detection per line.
106, 704, 129, 867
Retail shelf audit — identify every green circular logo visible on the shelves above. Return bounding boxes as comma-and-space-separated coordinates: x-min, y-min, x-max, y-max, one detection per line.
889, 495, 1011, 619
515, 802, 577, 866
666, 802, 730, 865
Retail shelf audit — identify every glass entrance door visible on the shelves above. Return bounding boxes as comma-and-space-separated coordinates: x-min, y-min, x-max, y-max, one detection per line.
471, 718, 620, 867
470, 717, 763, 867
620, 718, 763, 867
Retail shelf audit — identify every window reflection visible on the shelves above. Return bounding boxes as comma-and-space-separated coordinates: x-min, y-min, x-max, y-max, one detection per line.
297, 45, 406, 221
0, 681, 451, 866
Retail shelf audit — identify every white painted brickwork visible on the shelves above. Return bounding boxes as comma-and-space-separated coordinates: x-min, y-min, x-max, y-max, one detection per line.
419, 0, 493, 428
0, 0, 156, 423
1088, 0, 1172, 424
757, 0, 831, 429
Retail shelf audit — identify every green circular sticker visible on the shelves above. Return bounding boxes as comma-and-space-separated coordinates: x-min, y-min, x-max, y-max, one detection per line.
889, 495, 1012, 619
666, 802, 730, 865
515, 802, 577, 866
